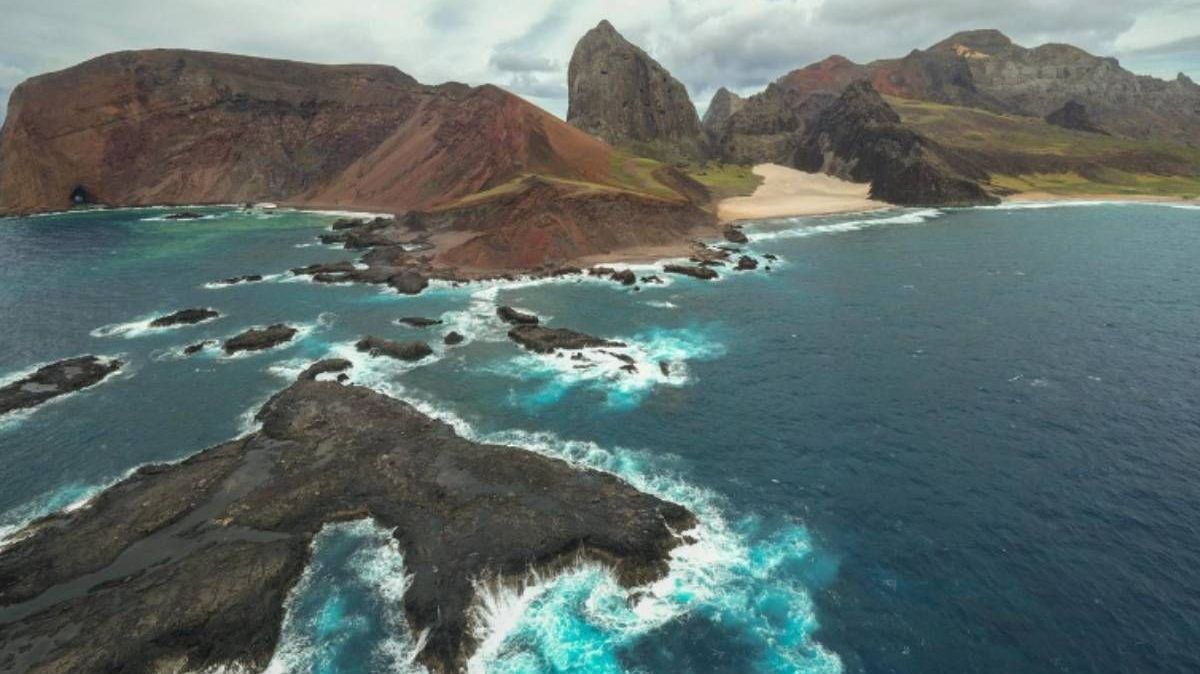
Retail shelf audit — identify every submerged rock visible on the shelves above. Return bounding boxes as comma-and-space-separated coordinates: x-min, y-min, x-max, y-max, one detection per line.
508, 325, 624, 354
291, 260, 356, 276
663, 264, 719, 280
182, 340, 216, 356
443, 331, 465, 346
222, 324, 297, 354
149, 307, 219, 328
214, 274, 263, 286
496, 306, 540, 325
398, 316, 442, 328
735, 255, 759, 271
163, 211, 202, 220
0, 356, 122, 416
355, 336, 433, 362
0, 378, 694, 673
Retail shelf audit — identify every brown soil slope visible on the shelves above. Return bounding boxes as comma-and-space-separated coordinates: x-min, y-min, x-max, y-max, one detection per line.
0, 50, 675, 213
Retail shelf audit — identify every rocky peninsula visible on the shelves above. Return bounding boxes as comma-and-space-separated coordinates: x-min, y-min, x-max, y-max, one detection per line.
0, 373, 695, 673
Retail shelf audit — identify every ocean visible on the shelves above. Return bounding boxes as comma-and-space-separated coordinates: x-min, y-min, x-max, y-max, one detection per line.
1, 202, 1198, 673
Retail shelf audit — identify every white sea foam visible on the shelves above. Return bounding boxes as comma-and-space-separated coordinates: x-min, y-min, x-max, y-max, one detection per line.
262, 520, 427, 674
749, 208, 943, 242
642, 300, 677, 309
986, 199, 1200, 212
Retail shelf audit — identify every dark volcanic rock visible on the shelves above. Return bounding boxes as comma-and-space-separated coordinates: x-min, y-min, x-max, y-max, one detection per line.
794, 81, 997, 206
388, 270, 429, 295
508, 325, 625, 354
723, 226, 749, 244
215, 274, 263, 286
0, 379, 693, 673
736, 255, 759, 271
663, 264, 718, 280
702, 87, 746, 136
298, 358, 353, 381
443, 331, 465, 346
0, 356, 122, 416
610, 269, 636, 286
398, 316, 443, 328
163, 211, 202, 220
149, 307, 219, 328
355, 336, 433, 362
1045, 100, 1108, 135
291, 260, 357, 276
222, 324, 297, 354
183, 340, 215, 356
567, 20, 704, 159
497, 306, 540, 326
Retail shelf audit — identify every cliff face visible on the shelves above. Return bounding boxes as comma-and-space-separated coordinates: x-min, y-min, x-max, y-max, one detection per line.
795, 81, 997, 206
929, 30, 1200, 143
566, 20, 704, 160
701, 87, 744, 135
0, 49, 715, 270
0, 50, 619, 215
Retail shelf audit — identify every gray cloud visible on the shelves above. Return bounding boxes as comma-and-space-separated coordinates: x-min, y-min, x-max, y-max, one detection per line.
0, 0, 1195, 127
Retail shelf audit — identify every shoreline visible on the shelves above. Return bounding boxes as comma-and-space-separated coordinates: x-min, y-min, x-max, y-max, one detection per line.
1004, 191, 1198, 205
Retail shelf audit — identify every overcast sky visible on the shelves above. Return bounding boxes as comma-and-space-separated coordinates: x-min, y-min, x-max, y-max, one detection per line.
1, 0, 1198, 123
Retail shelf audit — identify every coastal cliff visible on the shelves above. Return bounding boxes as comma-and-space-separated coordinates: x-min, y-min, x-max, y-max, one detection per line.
0, 49, 714, 270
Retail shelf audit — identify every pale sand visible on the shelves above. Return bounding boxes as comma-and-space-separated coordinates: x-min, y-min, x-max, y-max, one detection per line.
718, 163, 886, 222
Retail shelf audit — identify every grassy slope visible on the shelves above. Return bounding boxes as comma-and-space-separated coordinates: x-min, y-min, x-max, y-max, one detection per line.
685, 163, 764, 199
889, 96, 1200, 198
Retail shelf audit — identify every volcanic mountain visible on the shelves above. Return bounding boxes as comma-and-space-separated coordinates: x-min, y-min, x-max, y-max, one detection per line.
705, 29, 1200, 201
567, 20, 706, 161
0, 49, 714, 269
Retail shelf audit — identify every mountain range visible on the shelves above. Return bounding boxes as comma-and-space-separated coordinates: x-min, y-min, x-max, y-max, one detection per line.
1, 23, 1197, 271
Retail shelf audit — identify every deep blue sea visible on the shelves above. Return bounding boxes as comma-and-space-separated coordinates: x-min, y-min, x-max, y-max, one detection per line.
1, 202, 1198, 673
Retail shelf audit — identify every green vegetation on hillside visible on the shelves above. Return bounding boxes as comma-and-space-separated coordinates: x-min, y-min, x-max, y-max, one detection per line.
685, 163, 763, 199
888, 96, 1200, 199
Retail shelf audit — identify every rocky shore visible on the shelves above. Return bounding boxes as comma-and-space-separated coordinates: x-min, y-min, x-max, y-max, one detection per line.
0, 374, 695, 673
0, 357, 122, 416
223, 324, 298, 354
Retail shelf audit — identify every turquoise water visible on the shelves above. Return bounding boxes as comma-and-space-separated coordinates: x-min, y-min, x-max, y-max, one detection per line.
1, 202, 1199, 672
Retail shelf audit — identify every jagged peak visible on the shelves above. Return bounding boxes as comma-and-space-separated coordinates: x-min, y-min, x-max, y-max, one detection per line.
811, 54, 859, 69
933, 29, 1014, 54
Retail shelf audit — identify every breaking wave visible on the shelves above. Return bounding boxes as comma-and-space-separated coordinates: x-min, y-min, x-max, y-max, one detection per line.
749, 208, 943, 242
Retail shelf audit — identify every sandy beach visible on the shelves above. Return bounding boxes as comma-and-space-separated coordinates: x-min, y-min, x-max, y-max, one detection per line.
718, 164, 885, 222
1005, 191, 1198, 205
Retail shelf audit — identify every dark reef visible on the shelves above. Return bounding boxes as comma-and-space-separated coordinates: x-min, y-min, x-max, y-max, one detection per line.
0, 357, 122, 416
0, 376, 694, 673
223, 324, 298, 354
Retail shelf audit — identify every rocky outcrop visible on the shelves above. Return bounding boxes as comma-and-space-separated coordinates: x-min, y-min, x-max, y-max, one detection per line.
355, 336, 433, 362
213, 274, 263, 286
794, 81, 997, 206
0, 377, 694, 673
508, 325, 624, 354
297, 358, 353, 381
663, 264, 718, 280
0, 356, 122, 416
149, 307, 219, 328
567, 20, 705, 160
701, 87, 745, 135
497, 306, 540, 326
398, 316, 442, 328
443, 331, 465, 346
1045, 100, 1108, 135
222, 324, 297, 354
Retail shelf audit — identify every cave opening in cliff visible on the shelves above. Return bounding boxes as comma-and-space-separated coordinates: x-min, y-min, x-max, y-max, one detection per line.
70, 185, 92, 205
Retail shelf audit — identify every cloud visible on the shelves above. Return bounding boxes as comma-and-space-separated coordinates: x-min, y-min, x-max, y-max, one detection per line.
0, 0, 1194, 127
